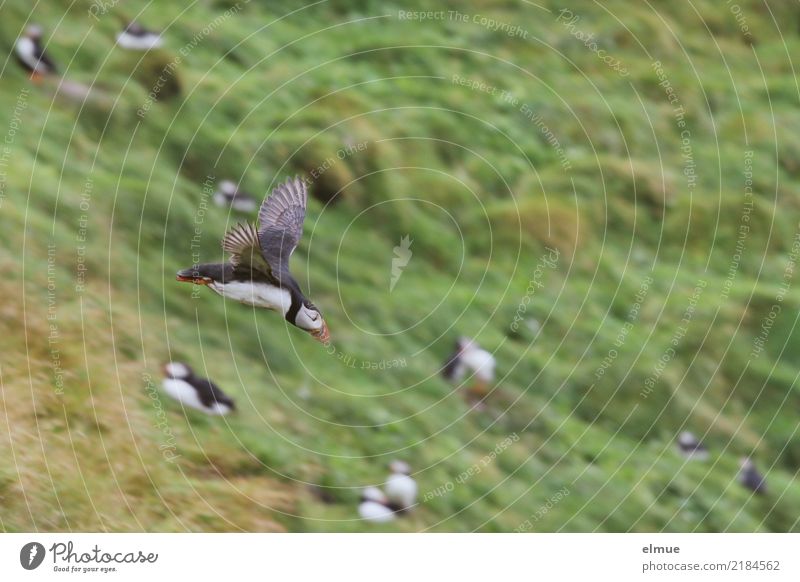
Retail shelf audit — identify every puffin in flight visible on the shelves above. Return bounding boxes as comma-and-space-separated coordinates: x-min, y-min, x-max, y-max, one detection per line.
161, 362, 235, 415
15, 25, 58, 80
117, 21, 164, 51
176, 177, 330, 343
213, 180, 259, 213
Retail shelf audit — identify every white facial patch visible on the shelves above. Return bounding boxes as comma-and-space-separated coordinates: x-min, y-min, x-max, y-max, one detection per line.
164, 362, 190, 378
295, 306, 323, 331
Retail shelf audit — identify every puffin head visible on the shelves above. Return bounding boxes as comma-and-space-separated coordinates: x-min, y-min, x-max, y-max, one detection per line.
176, 264, 224, 286
25, 25, 44, 40
294, 300, 330, 343
389, 460, 411, 475
163, 362, 192, 379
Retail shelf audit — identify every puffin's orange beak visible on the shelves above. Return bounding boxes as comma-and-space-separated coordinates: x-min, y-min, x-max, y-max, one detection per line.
311, 321, 330, 343
176, 274, 212, 285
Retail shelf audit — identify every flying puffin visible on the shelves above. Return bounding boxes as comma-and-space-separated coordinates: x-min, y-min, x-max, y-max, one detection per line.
213, 180, 258, 213
116, 21, 163, 51
676, 431, 709, 460
384, 460, 418, 513
357, 487, 396, 523
442, 337, 496, 401
177, 177, 329, 343
15, 25, 58, 80
738, 457, 767, 495
161, 362, 235, 415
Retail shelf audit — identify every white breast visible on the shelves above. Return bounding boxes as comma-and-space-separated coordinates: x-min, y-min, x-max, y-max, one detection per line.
358, 501, 396, 523
385, 474, 418, 509
461, 347, 496, 382
16, 38, 45, 73
210, 281, 292, 313
116, 32, 163, 50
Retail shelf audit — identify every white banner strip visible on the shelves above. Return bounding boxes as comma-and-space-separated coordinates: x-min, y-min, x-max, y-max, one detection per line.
1, 534, 798, 581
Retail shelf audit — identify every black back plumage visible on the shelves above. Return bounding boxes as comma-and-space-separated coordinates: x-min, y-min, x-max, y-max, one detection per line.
186, 372, 235, 411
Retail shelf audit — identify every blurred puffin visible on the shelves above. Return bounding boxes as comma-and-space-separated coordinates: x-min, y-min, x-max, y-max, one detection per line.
117, 21, 163, 51
384, 460, 418, 513
358, 486, 396, 523
176, 177, 330, 343
442, 337, 496, 401
213, 180, 258, 213
676, 431, 709, 460
15, 25, 58, 81
161, 362, 235, 415
738, 457, 767, 495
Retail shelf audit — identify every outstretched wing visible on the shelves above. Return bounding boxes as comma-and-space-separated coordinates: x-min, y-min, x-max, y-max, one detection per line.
221, 222, 273, 278
257, 177, 308, 272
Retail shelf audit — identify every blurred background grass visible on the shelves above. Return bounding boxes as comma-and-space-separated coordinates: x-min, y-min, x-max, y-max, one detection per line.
0, 0, 798, 532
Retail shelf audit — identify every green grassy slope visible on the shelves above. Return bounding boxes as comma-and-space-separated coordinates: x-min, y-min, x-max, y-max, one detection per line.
0, 0, 799, 532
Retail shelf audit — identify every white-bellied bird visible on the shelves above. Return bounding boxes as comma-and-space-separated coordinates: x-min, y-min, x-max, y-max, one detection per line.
161, 362, 235, 415
442, 337, 496, 401
384, 460, 417, 513
177, 177, 329, 343
116, 21, 163, 51
358, 487, 396, 523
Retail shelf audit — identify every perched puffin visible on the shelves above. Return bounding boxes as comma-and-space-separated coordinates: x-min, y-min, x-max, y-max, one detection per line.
358, 486, 396, 523
676, 431, 709, 460
116, 21, 163, 51
738, 457, 767, 495
442, 337, 496, 400
15, 25, 58, 80
161, 362, 235, 416
176, 177, 330, 343
384, 460, 418, 513
213, 180, 258, 213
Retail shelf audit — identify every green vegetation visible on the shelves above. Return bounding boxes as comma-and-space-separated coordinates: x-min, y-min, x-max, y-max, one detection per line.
0, 0, 798, 532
